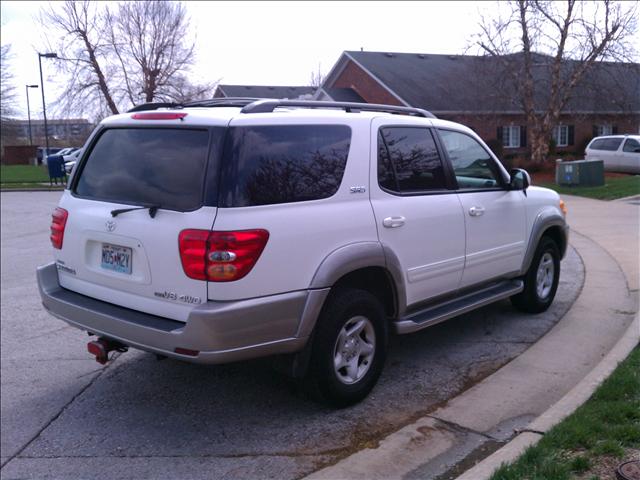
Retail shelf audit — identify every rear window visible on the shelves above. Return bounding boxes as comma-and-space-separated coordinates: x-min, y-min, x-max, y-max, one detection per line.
74, 128, 211, 211
590, 137, 623, 151
218, 125, 351, 207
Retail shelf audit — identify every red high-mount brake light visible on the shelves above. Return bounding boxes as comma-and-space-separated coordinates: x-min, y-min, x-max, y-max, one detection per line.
50, 207, 68, 249
131, 112, 188, 120
178, 229, 269, 282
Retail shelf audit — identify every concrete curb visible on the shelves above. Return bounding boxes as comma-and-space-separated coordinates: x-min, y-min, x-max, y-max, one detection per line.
456, 312, 639, 480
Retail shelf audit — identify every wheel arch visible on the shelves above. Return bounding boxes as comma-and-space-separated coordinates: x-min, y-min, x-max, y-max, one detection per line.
299, 242, 404, 337
521, 209, 568, 274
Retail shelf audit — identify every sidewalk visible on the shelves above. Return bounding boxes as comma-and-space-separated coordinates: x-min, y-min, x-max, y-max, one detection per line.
304, 195, 639, 480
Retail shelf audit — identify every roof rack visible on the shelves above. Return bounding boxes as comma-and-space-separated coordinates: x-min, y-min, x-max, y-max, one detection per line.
127, 98, 263, 113
127, 98, 436, 119
240, 99, 436, 118
128, 102, 181, 113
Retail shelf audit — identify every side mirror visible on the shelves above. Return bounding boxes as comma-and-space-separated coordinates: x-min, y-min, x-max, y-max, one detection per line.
510, 168, 530, 192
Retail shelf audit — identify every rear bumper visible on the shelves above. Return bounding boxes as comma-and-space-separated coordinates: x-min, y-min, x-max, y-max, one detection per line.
37, 262, 328, 364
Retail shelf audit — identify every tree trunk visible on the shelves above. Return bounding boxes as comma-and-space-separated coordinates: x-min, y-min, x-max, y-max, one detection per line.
529, 129, 550, 166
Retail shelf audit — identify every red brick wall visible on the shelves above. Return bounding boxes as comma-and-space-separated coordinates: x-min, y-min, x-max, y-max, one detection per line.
439, 113, 640, 158
332, 60, 403, 106
1, 145, 38, 165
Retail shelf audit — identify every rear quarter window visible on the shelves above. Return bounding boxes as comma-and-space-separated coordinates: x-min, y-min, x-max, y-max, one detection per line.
74, 128, 212, 211
219, 125, 351, 207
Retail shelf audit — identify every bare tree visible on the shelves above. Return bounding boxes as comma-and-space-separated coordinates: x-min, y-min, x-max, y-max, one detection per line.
1, 44, 18, 121
309, 63, 326, 88
40, 1, 214, 118
474, 0, 638, 165
41, 1, 120, 117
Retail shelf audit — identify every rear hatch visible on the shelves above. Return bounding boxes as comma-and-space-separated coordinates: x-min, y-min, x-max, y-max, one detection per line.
55, 123, 223, 322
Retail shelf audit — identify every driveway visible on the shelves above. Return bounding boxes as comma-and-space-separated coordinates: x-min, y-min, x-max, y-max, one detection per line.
0, 191, 583, 480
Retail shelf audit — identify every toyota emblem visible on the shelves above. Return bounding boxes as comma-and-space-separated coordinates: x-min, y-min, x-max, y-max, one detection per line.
105, 220, 116, 232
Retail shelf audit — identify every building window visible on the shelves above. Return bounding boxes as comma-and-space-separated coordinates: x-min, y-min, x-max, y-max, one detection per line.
596, 124, 613, 136
502, 126, 521, 148
553, 125, 569, 147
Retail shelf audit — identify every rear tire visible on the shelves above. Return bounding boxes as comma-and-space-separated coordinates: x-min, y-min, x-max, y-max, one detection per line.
307, 288, 388, 407
511, 236, 560, 313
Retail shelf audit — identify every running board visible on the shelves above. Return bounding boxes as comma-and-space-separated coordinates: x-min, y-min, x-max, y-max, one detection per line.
393, 280, 524, 335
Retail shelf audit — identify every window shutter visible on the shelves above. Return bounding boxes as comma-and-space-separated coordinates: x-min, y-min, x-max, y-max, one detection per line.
612, 126, 618, 134
568, 125, 575, 146
593, 125, 598, 138
520, 126, 527, 147
497, 126, 503, 142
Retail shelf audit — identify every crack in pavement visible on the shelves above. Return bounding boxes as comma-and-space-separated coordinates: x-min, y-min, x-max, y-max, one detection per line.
0, 352, 122, 470
425, 414, 499, 442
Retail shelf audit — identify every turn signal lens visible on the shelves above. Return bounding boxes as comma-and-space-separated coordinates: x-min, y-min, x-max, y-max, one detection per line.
178, 229, 269, 282
50, 207, 68, 249
559, 199, 568, 217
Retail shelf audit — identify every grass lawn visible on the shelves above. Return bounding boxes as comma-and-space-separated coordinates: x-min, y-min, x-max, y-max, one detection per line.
490, 347, 640, 480
0, 165, 51, 184
539, 175, 640, 200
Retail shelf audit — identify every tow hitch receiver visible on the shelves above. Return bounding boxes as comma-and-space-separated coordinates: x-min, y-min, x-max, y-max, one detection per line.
87, 338, 128, 364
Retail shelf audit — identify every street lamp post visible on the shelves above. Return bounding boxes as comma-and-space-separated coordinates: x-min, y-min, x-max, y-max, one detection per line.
38, 52, 58, 160
25, 84, 39, 146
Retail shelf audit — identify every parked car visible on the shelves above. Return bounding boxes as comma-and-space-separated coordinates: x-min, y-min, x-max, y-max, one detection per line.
585, 134, 640, 174
37, 99, 568, 406
64, 149, 83, 174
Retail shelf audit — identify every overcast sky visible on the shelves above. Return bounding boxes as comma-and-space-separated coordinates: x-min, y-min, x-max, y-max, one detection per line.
3, 1, 499, 118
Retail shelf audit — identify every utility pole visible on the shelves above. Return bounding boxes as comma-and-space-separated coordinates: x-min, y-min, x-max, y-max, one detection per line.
25, 84, 39, 146
38, 52, 57, 159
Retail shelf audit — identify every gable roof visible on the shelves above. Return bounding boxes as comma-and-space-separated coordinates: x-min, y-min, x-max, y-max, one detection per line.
215, 85, 317, 100
333, 50, 640, 114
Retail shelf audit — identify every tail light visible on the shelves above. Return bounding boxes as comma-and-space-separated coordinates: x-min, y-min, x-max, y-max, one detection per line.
50, 207, 68, 249
179, 229, 269, 282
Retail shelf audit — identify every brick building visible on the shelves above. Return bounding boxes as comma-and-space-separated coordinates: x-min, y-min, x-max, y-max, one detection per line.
315, 51, 640, 159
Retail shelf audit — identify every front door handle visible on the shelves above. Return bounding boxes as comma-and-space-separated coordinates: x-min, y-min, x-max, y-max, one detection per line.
383, 216, 405, 228
468, 206, 485, 217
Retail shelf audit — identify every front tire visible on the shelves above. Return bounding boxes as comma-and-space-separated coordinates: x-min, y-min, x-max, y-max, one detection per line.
307, 288, 388, 407
511, 236, 560, 313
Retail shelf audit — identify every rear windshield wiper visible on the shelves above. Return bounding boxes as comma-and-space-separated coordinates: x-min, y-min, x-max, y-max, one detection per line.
110, 204, 160, 218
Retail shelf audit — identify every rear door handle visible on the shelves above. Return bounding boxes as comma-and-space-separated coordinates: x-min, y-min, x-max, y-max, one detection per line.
383, 216, 405, 228
468, 206, 485, 217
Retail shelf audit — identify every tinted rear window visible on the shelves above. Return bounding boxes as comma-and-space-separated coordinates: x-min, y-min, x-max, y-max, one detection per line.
74, 128, 211, 211
590, 137, 623, 151
378, 127, 447, 193
219, 125, 351, 207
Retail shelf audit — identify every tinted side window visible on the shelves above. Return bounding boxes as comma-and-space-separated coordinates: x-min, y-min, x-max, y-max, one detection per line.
589, 139, 606, 150
75, 128, 211, 211
378, 127, 446, 193
604, 138, 623, 151
219, 125, 351, 207
623, 138, 639, 152
438, 129, 502, 190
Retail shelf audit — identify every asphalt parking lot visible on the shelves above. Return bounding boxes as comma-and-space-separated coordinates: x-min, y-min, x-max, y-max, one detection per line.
0, 191, 583, 480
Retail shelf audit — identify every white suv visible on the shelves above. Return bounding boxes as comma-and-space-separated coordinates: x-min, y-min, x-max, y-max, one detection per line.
585, 134, 640, 174
38, 99, 568, 406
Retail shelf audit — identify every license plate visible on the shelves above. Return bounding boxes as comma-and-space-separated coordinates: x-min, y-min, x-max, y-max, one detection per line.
101, 243, 132, 274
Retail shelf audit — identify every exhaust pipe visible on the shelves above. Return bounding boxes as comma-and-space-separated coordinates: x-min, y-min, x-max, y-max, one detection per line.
87, 338, 128, 364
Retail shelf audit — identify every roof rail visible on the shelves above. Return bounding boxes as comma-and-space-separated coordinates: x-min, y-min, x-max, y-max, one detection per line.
127, 98, 263, 113
183, 97, 263, 108
126, 98, 437, 119
128, 102, 181, 113
240, 99, 436, 118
